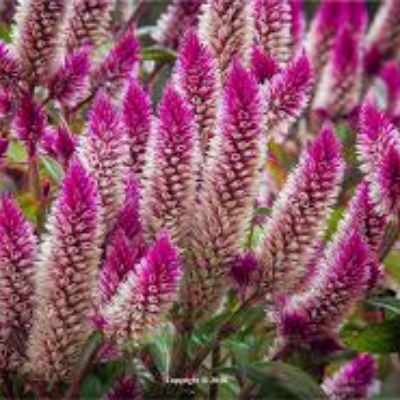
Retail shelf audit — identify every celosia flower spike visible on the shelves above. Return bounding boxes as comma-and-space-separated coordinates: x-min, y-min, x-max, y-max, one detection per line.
142, 85, 198, 246
106, 375, 143, 400
289, 0, 305, 54
27, 160, 102, 381
0, 40, 21, 92
183, 61, 264, 314
78, 92, 129, 231
0, 194, 37, 371
48, 47, 91, 108
13, 0, 70, 85
122, 79, 152, 179
322, 353, 378, 400
256, 125, 344, 293
254, 0, 293, 65
67, 0, 115, 50
267, 51, 313, 142
155, 0, 205, 50
379, 61, 400, 119
314, 27, 362, 119
101, 233, 181, 346
199, 0, 254, 78
251, 46, 281, 84
175, 31, 220, 155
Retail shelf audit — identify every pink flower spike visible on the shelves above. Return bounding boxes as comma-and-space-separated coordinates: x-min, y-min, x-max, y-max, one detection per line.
251, 46, 281, 84
102, 233, 181, 345
256, 125, 344, 293
379, 61, 400, 119
122, 79, 152, 179
0, 194, 37, 371
48, 47, 91, 107
322, 353, 378, 400
289, 0, 305, 54
27, 160, 102, 381
142, 85, 198, 246
106, 375, 142, 400
0, 40, 21, 92
199, 0, 254, 78
268, 51, 313, 142
175, 31, 220, 155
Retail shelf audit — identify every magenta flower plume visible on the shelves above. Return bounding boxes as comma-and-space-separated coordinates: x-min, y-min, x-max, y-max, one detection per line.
122, 79, 152, 179
275, 231, 371, 351
101, 233, 181, 345
13, 96, 47, 156
251, 46, 281, 84
0, 41, 21, 92
183, 62, 264, 314
380, 61, 400, 119
142, 85, 198, 245
322, 353, 378, 400
367, 0, 400, 62
106, 375, 142, 400
254, 0, 293, 65
79, 92, 129, 231
0, 0, 17, 25
175, 31, 220, 155
256, 126, 344, 293
92, 31, 141, 95
155, 0, 205, 50
48, 47, 90, 107
199, 0, 254, 77
13, 0, 70, 85
314, 27, 362, 119
0, 194, 37, 371
27, 160, 102, 381
267, 52, 313, 142
230, 252, 258, 299
67, 0, 114, 50
289, 0, 305, 54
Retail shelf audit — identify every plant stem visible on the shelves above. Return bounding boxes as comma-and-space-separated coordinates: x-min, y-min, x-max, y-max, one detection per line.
28, 153, 45, 231
209, 344, 221, 400
1, 373, 14, 400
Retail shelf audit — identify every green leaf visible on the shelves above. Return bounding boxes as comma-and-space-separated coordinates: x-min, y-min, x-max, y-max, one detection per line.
141, 46, 177, 63
8, 141, 27, 163
343, 318, 400, 354
366, 297, 400, 316
256, 207, 271, 216
40, 156, 64, 182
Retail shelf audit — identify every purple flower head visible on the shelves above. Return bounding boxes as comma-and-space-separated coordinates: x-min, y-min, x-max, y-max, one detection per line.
102, 233, 181, 345
183, 61, 264, 314
67, 0, 114, 50
122, 79, 152, 179
322, 353, 378, 400
380, 61, 400, 118
48, 46, 91, 107
199, 0, 254, 77
176, 31, 220, 155
14, 0, 70, 85
289, 0, 305, 53
13, 96, 47, 156
0, 90, 13, 118
106, 375, 142, 400
79, 92, 129, 231
254, 0, 293, 65
256, 125, 344, 294
0, 194, 37, 370
27, 160, 102, 381
92, 30, 141, 95
268, 51, 313, 142
155, 0, 205, 50
142, 85, 198, 246
230, 252, 258, 299
251, 46, 281, 84
0, 41, 21, 91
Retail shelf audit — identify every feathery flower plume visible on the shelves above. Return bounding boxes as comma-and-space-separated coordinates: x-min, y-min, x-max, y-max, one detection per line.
275, 231, 371, 351
142, 85, 198, 245
254, 0, 293, 65
175, 31, 220, 155
122, 79, 152, 179
230, 252, 258, 299
92, 30, 140, 95
0, 0, 17, 25
314, 27, 362, 119
67, 0, 115, 50
13, 96, 47, 156
199, 0, 254, 77
78, 92, 129, 231
251, 46, 281, 84
267, 52, 313, 142
0, 194, 37, 370
0, 41, 21, 91
379, 61, 400, 119
106, 375, 143, 400
27, 160, 102, 381
48, 47, 91, 107
155, 0, 205, 50
101, 234, 181, 346
256, 126, 344, 293
322, 353, 378, 400
289, 0, 305, 54
183, 61, 264, 313
367, 0, 400, 63
13, 0, 70, 85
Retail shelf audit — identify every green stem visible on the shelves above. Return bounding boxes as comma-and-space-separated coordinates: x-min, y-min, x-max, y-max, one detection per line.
209, 344, 221, 400
28, 153, 45, 231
